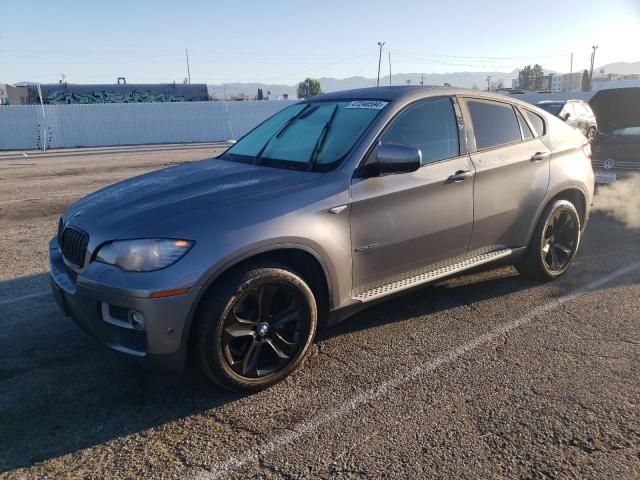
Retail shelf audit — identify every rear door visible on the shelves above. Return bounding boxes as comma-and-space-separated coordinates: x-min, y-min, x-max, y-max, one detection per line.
350, 96, 474, 294
459, 98, 550, 253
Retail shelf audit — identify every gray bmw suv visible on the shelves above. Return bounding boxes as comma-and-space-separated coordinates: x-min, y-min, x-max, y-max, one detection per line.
50, 86, 594, 391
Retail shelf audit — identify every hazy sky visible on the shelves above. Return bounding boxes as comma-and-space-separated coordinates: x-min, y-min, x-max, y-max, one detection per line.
1, 0, 638, 85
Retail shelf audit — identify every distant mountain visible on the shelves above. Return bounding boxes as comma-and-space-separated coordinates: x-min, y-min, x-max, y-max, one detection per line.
596, 61, 640, 75
208, 69, 563, 100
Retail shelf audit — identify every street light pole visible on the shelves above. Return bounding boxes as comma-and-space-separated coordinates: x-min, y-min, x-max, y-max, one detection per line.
377, 41, 385, 87
589, 45, 599, 85
185, 49, 191, 84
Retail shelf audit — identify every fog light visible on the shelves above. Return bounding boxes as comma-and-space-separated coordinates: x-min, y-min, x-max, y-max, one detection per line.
128, 310, 145, 331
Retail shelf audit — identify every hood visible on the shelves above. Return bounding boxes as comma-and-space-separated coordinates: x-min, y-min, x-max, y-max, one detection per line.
590, 88, 640, 134
63, 158, 319, 236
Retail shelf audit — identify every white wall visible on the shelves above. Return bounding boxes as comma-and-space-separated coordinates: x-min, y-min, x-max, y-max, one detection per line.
507, 91, 595, 105
0, 100, 297, 151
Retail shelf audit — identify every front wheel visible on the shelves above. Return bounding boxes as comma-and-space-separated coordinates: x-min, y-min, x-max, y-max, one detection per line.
586, 126, 596, 142
194, 263, 318, 392
516, 200, 581, 281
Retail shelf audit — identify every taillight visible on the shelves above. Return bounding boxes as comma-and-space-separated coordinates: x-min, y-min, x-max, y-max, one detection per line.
581, 142, 592, 159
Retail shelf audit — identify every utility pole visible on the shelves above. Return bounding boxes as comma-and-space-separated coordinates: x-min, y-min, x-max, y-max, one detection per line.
589, 45, 599, 85
376, 41, 385, 87
568, 52, 573, 91
486, 75, 492, 91
185, 49, 191, 84
420, 74, 424, 86
388, 50, 392, 86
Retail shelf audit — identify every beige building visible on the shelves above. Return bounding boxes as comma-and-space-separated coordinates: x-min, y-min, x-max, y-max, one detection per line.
561, 72, 582, 92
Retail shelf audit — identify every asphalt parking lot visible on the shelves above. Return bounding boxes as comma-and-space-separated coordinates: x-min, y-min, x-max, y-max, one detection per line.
1, 144, 639, 479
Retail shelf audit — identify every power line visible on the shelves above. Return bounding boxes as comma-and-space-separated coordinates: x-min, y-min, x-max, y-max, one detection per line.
390, 48, 570, 60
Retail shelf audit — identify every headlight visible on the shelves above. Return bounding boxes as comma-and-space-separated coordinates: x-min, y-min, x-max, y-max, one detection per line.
95, 239, 194, 272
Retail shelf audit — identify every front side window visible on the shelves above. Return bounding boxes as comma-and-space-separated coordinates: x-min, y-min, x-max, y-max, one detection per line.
467, 100, 521, 150
224, 100, 386, 171
380, 97, 459, 165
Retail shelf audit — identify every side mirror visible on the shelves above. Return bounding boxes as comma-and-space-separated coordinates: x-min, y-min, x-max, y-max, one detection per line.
376, 144, 421, 175
563, 112, 571, 120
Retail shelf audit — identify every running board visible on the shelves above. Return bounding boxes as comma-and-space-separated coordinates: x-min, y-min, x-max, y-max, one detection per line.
354, 248, 513, 302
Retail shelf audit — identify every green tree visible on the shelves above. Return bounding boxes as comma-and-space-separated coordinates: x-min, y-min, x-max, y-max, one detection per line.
518, 65, 533, 90
518, 64, 545, 90
532, 64, 544, 90
297, 78, 323, 99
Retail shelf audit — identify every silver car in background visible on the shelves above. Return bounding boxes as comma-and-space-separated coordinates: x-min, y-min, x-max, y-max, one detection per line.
50, 86, 594, 391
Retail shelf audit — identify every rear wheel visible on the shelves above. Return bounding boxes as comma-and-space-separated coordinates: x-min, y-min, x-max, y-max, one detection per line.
516, 200, 581, 281
194, 263, 317, 392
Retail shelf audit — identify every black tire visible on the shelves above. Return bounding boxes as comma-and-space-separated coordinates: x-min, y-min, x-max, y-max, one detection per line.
194, 263, 317, 392
586, 126, 596, 142
515, 200, 581, 282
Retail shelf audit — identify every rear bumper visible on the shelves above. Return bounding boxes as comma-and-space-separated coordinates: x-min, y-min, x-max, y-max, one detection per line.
49, 238, 201, 371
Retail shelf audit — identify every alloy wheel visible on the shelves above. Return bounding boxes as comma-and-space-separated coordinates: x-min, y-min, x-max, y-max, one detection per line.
220, 282, 309, 379
541, 209, 579, 272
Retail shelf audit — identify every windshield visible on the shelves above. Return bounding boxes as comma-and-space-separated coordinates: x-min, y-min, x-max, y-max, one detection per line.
223, 100, 387, 171
537, 103, 563, 116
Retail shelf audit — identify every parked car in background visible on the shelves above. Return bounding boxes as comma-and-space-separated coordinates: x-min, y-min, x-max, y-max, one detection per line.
589, 87, 640, 185
537, 99, 598, 141
50, 87, 594, 392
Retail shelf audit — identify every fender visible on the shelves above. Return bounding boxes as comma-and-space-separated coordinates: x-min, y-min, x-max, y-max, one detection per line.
176, 241, 336, 357
524, 182, 590, 246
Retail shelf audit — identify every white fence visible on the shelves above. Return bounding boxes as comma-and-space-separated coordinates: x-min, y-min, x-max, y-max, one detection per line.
0, 92, 605, 151
507, 91, 595, 104
0, 100, 297, 151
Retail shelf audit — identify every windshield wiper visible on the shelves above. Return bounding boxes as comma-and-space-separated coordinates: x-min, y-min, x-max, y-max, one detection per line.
308, 104, 339, 170
254, 103, 313, 165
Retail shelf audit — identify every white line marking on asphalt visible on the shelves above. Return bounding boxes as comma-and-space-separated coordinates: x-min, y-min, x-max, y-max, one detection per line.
0, 291, 50, 307
198, 261, 640, 479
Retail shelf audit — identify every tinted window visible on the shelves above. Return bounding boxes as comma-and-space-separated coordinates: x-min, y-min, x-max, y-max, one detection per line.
515, 108, 533, 139
525, 110, 545, 137
467, 100, 521, 149
381, 98, 459, 164
537, 102, 563, 116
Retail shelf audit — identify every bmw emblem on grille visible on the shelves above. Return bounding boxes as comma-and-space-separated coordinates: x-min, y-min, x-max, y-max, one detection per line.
603, 158, 615, 170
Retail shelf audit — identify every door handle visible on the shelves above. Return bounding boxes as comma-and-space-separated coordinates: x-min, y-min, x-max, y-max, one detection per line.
447, 170, 473, 182
530, 151, 549, 162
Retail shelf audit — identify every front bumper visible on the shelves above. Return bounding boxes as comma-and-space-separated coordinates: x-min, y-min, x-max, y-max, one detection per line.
49, 238, 201, 370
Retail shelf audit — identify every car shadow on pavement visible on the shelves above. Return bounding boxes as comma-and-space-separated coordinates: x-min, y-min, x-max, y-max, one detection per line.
0, 273, 245, 472
0, 244, 636, 472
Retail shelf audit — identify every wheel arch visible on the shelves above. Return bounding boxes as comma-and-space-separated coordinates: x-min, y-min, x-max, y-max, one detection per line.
183, 244, 333, 355
527, 186, 588, 246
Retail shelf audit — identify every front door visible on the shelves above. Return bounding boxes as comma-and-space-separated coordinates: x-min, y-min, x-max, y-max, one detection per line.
350, 97, 474, 295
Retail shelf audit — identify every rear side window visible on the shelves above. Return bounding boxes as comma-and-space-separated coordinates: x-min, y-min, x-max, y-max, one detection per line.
524, 110, 545, 137
467, 100, 521, 149
381, 97, 459, 165
515, 108, 533, 140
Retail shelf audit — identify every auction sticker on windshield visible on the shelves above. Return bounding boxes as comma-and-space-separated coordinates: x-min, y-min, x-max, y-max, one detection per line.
346, 100, 388, 109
